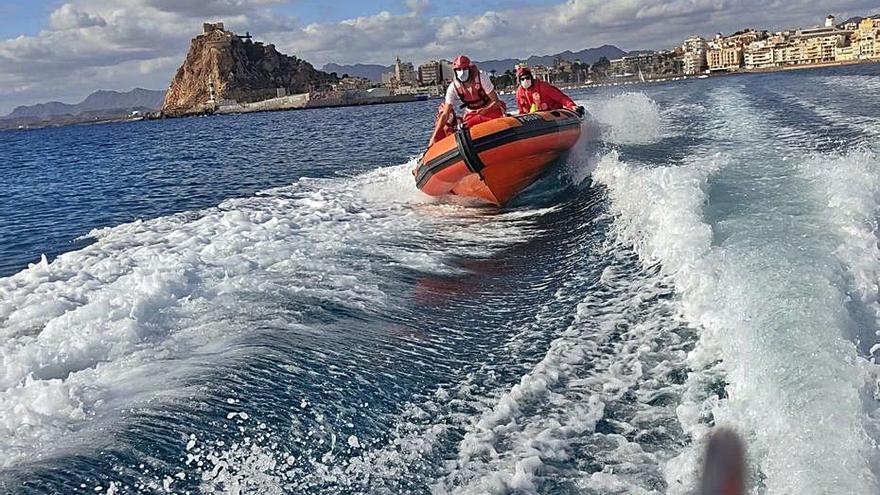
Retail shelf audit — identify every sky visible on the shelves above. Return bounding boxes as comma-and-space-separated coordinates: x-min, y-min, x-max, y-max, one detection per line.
0, 0, 877, 115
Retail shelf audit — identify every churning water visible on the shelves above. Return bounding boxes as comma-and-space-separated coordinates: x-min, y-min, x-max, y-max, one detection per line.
2, 64, 880, 494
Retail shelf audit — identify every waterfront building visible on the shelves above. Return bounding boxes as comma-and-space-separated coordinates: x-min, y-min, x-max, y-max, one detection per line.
655, 50, 684, 75
608, 52, 660, 77
439, 59, 454, 83
682, 36, 708, 74
706, 30, 766, 72
725, 29, 767, 47
394, 56, 418, 85
418, 61, 444, 85
553, 57, 574, 80
555, 58, 573, 72
532, 65, 553, 82
835, 44, 857, 62
380, 56, 418, 89
853, 18, 880, 60
744, 41, 775, 69
707, 41, 743, 72
780, 42, 802, 65
791, 25, 850, 64
609, 57, 629, 76
630, 52, 657, 72
333, 76, 372, 91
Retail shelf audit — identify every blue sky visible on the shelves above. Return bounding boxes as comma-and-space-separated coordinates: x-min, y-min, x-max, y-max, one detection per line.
0, 0, 877, 114
274, 0, 562, 24
0, 0, 562, 38
0, 1, 50, 38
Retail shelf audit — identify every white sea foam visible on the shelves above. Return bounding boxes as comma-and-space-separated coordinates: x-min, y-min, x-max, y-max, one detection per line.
822, 75, 880, 97
431, 256, 692, 494
797, 147, 880, 473
778, 86, 880, 144
590, 92, 665, 145
800, 149, 880, 338
176, 248, 693, 495
8, 79, 878, 495
0, 161, 540, 467
594, 88, 880, 493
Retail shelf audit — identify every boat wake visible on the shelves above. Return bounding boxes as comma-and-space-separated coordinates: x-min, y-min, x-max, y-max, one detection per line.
0, 162, 540, 474
594, 86, 880, 493
4, 73, 880, 495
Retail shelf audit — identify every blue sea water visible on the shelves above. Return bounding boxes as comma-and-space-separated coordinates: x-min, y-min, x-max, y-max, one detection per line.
1, 64, 880, 494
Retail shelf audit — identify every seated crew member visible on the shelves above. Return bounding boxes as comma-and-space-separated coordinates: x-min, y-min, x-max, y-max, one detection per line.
515, 66, 584, 116
428, 55, 505, 147
432, 102, 459, 142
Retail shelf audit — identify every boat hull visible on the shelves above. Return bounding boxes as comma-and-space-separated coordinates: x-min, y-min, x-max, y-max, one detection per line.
414, 109, 582, 205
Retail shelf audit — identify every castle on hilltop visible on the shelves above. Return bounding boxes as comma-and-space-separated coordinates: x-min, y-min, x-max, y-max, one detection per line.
161, 21, 337, 116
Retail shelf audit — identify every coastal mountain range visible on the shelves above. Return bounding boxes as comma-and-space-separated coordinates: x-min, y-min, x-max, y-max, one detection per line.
321, 63, 392, 82
3, 88, 166, 120
476, 45, 628, 74
323, 45, 628, 80
5, 43, 629, 125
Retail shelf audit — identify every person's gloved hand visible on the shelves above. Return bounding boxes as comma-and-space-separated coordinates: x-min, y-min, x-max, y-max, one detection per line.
575, 106, 585, 118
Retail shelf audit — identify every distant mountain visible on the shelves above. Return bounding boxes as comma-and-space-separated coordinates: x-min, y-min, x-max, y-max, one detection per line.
838, 14, 880, 26
475, 45, 628, 74
322, 63, 393, 81
4, 88, 166, 120
323, 45, 627, 81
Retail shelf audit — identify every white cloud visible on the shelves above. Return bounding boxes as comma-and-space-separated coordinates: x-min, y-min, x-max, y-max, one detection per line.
405, 0, 430, 15
1, 0, 878, 114
50, 4, 108, 30
268, 0, 879, 65
140, 0, 285, 17
0, 0, 290, 114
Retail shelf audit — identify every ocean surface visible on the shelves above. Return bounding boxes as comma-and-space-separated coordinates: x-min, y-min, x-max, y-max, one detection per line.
2, 64, 880, 494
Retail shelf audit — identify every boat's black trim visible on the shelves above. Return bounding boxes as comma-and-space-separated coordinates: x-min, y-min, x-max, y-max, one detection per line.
415, 148, 462, 188
471, 118, 580, 155
415, 112, 582, 190
455, 126, 487, 175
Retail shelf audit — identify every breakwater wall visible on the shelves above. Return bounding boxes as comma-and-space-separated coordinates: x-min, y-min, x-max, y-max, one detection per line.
215, 92, 426, 115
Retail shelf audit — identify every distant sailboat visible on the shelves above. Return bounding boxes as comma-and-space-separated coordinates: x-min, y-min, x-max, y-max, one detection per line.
638, 67, 646, 83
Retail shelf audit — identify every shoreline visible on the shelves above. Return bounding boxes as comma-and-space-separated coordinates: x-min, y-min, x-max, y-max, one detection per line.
4, 59, 877, 132
541, 58, 880, 92
741, 58, 875, 74
212, 93, 431, 116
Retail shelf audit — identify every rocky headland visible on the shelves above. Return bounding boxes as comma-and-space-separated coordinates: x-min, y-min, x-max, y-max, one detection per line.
161, 23, 337, 117
0, 88, 166, 130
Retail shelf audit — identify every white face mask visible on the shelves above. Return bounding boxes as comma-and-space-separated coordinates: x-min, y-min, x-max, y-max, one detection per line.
455, 68, 470, 82
520, 78, 532, 89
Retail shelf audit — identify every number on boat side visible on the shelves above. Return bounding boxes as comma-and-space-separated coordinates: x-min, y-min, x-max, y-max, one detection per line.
517, 114, 543, 123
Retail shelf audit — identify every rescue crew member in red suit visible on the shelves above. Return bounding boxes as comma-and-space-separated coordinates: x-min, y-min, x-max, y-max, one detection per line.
428, 55, 506, 147
432, 102, 458, 143
515, 66, 584, 117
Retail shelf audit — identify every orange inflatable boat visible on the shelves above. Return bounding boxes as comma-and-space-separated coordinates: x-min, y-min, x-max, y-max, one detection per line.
414, 109, 582, 205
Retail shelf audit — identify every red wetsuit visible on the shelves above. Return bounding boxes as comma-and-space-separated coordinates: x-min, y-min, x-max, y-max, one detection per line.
461, 108, 504, 127
454, 78, 504, 127
515, 80, 577, 114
